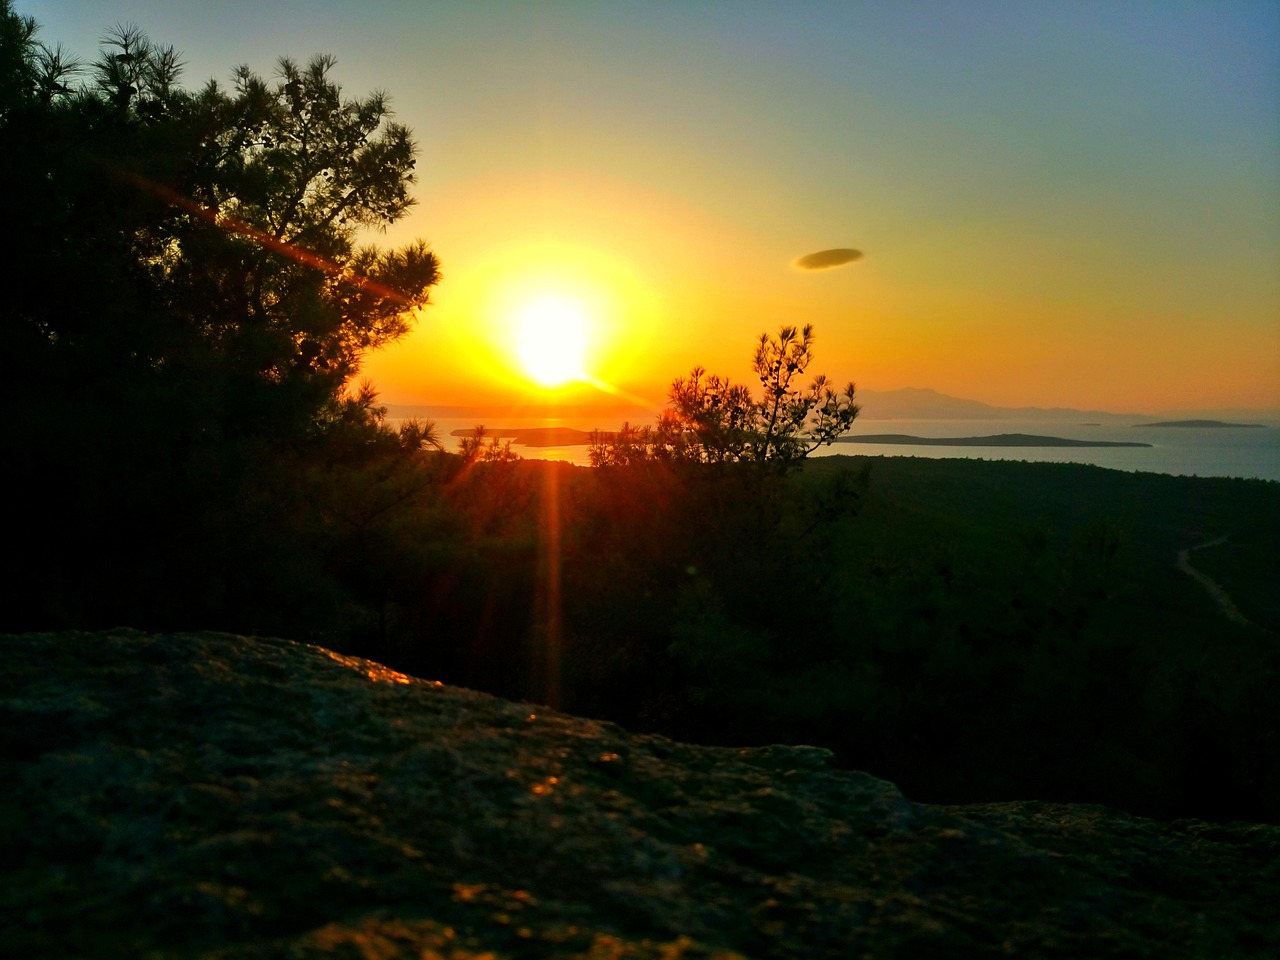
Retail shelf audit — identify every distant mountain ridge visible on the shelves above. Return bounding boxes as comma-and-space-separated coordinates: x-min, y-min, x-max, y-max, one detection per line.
855, 387, 1140, 421
385, 390, 1277, 425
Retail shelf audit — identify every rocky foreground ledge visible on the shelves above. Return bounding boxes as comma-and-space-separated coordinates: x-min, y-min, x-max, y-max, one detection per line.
2, 631, 1276, 959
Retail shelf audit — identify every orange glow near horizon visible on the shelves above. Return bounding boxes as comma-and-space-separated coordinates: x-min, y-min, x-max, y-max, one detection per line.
350, 91, 1278, 418
365, 233, 674, 408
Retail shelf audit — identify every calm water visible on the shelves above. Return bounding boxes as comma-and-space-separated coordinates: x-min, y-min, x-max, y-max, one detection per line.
831, 418, 1280, 482
400, 413, 1280, 482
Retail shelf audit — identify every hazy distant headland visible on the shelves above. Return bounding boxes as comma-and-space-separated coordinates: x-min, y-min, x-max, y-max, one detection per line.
854, 387, 1143, 421
856, 389, 1277, 423
394, 389, 1138, 423
1136, 419, 1267, 429
835, 433, 1151, 448
391, 388, 1278, 427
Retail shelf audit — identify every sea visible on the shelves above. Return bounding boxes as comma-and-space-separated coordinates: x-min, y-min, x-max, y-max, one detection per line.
387, 408, 1280, 482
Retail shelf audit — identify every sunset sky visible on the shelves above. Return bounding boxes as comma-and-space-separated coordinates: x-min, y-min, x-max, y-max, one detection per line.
28, 1, 1280, 414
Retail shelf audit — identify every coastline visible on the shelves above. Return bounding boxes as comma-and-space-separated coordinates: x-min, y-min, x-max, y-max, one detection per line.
450, 428, 1155, 450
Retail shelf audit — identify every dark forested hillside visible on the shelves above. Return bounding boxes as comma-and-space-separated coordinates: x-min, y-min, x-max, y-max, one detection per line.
301, 453, 1280, 825
3, 2, 1276, 827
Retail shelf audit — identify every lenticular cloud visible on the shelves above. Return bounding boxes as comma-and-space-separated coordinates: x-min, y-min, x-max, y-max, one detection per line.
794, 248, 863, 270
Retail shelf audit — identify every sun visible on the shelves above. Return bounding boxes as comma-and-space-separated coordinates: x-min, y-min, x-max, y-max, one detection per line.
431, 238, 661, 400
512, 293, 591, 388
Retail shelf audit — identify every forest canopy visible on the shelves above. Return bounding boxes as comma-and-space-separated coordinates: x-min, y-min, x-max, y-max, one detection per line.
1, 5, 437, 419
1, 2, 438, 630
590, 324, 859, 468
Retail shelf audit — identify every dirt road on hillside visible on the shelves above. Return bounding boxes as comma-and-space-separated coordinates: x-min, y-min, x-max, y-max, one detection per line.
1176, 535, 1250, 626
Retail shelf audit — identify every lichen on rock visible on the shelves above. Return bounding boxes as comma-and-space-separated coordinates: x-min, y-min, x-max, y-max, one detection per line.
1, 629, 1276, 958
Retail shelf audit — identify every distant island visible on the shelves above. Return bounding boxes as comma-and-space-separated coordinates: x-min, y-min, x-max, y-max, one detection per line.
451, 427, 597, 447
1136, 420, 1266, 429
453, 429, 1159, 450
396, 392, 1280, 428
835, 433, 1151, 448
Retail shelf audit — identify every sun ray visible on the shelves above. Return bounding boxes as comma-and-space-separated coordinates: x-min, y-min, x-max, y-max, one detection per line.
577, 373, 663, 412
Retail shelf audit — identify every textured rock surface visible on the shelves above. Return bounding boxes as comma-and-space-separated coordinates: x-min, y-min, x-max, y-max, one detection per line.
1, 630, 1276, 959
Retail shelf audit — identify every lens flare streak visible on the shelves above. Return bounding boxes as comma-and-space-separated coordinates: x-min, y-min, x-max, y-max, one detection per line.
114, 167, 416, 305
